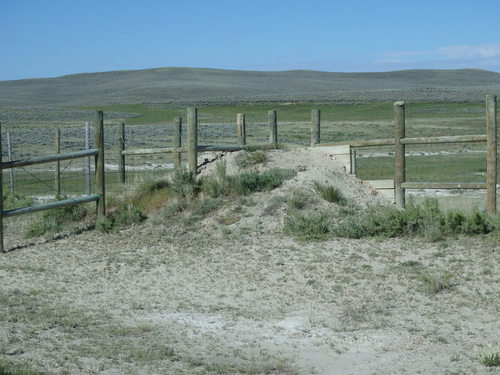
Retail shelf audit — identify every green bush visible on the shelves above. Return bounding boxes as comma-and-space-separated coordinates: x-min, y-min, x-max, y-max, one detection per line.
170, 167, 198, 198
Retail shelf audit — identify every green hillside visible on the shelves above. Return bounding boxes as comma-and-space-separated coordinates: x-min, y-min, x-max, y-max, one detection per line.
1, 67, 499, 107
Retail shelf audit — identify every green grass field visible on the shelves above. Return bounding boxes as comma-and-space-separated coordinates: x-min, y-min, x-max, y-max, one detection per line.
85, 101, 485, 125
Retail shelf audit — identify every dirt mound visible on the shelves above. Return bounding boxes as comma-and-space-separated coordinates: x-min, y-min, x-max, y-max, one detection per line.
195, 147, 389, 233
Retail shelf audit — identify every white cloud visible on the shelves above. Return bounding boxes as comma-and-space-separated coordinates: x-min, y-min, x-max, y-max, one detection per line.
384, 43, 500, 60
436, 44, 500, 59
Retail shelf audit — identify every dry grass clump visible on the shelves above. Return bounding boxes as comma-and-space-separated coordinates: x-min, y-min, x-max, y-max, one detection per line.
234, 151, 266, 168
313, 181, 347, 205
477, 345, 500, 367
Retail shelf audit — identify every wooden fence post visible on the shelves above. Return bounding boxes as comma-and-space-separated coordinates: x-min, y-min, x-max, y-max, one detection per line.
85, 122, 91, 194
311, 109, 320, 146
0, 123, 3, 253
173, 117, 182, 168
350, 148, 357, 175
6, 131, 14, 194
118, 122, 126, 183
187, 107, 198, 174
237, 113, 246, 145
486, 94, 497, 215
55, 128, 61, 199
394, 101, 406, 209
94, 111, 105, 217
268, 110, 277, 148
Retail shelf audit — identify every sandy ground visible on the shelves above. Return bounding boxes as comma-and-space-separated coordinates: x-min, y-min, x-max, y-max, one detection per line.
0, 148, 499, 375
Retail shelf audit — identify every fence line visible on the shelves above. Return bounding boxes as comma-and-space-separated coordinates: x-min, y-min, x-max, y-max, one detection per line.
117, 108, 279, 180
0, 100, 497, 251
315, 95, 497, 214
0, 111, 106, 252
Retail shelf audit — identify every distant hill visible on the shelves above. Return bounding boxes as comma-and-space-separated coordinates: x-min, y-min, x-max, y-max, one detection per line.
1, 67, 500, 107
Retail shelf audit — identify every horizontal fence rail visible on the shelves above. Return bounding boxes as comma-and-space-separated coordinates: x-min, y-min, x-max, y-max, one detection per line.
3, 194, 100, 218
1, 149, 99, 169
0, 112, 105, 253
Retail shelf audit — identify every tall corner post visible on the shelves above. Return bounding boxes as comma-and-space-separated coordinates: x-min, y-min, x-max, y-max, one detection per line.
85, 122, 92, 195
118, 122, 126, 183
94, 111, 105, 218
311, 109, 320, 146
394, 101, 406, 209
237, 113, 246, 146
54, 128, 61, 199
0, 123, 3, 253
350, 147, 357, 175
268, 110, 277, 148
187, 107, 198, 174
6, 131, 14, 194
486, 94, 497, 215
173, 117, 182, 168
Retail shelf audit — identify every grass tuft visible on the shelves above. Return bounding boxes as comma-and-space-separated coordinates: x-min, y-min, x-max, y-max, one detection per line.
421, 272, 454, 294
477, 345, 500, 367
283, 213, 331, 241
313, 181, 347, 205
235, 151, 267, 168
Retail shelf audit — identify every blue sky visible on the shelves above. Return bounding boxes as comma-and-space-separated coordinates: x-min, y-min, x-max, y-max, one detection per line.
1, 0, 500, 80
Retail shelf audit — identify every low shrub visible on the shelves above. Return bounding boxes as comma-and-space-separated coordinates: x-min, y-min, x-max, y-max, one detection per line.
333, 198, 494, 239
170, 167, 198, 198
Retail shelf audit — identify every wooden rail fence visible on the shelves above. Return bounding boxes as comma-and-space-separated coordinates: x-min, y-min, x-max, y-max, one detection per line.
117, 107, 282, 182
316, 95, 498, 215
0, 111, 106, 252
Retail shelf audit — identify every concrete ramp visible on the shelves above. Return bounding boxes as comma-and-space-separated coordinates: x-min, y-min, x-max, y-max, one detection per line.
314, 144, 395, 203
312, 145, 351, 172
